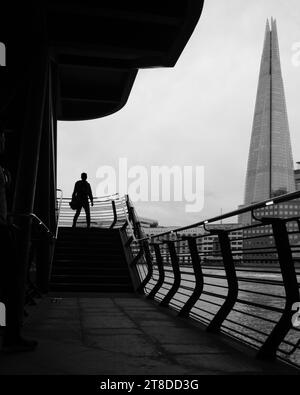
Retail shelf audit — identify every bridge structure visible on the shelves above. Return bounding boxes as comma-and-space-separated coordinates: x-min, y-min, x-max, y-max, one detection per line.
55, 193, 300, 368
0, 1, 299, 375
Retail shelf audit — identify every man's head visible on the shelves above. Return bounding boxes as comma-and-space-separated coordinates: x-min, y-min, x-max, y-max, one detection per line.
81, 172, 87, 181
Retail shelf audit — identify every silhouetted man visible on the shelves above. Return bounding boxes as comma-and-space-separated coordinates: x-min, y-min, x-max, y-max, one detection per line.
72, 173, 94, 228
0, 129, 37, 352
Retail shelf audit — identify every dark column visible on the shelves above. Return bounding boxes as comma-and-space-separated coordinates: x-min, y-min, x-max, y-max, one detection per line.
34, 77, 52, 292
12, 50, 49, 325
49, 64, 58, 233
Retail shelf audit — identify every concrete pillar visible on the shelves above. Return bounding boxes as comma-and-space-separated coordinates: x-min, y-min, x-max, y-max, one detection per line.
34, 77, 52, 292
12, 49, 49, 324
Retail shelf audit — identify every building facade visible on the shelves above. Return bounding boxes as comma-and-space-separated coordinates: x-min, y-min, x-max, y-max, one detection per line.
294, 167, 300, 191
240, 19, 300, 263
143, 224, 243, 265
243, 18, 295, 205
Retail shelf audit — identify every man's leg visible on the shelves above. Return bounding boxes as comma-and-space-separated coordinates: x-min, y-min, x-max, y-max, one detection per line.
72, 205, 82, 228
83, 202, 91, 228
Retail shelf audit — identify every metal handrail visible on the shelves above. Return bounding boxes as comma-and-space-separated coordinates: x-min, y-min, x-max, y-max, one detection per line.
9, 212, 54, 238
55, 188, 63, 239
60, 193, 119, 203
130, 192, 300, 369
139, 190, 300, 241
107, 194, 131, 230
29, 213, 53, 236
58, 194, 123, 226
119, 195, 137, 241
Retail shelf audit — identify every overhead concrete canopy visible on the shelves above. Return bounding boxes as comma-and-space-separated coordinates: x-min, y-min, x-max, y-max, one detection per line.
0, 1, 204, 123
48, 0, 205, 120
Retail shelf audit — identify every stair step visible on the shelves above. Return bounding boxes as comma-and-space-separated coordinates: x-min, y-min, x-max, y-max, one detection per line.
55, 248, 121, 254
51, 227, 133, 293
55, 244, 122, 249
57, 231, 120, 236
50, 283, 134, 292
53, 266, 129, 274
58, 227, 119, 232
54, 253, 123, 259
52, 274, 131, 284
56, 239, 120, 245
53, 259, 126, 267
58, 230, 120, 238
55, 241, 122, 247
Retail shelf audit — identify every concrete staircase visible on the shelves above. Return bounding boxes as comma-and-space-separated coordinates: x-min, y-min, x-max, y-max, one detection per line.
50, 227, 134, 292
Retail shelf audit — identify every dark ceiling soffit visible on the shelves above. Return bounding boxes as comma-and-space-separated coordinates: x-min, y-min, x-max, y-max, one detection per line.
58, 69, 138, 121
47, 3, 183, 28
55, 0, 205, 120
165, 1, 204, 67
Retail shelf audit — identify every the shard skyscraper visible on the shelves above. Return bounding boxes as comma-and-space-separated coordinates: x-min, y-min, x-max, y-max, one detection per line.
244, 18, 295, 205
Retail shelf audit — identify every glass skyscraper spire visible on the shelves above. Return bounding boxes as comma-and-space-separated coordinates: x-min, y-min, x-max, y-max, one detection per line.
244, 18, 295, 205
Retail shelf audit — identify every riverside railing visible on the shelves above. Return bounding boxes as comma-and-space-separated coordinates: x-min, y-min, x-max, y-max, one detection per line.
126, 191, 300, 369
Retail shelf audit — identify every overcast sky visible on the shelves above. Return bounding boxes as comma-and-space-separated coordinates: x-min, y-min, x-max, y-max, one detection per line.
58, 0, 300, 226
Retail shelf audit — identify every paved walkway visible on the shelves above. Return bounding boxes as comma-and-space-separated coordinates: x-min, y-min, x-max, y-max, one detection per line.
0, 294, 297, 375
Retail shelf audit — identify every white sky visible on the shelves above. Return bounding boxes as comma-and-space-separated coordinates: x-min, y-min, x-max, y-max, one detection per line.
58, 0, 300, 226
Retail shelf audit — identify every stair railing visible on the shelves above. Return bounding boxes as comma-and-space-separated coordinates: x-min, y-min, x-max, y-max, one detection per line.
9, 212, 54, 237
8, 211, 55, 302
116, 194, 137, 241
58, 193, 124, 228
55, 188, 63, 239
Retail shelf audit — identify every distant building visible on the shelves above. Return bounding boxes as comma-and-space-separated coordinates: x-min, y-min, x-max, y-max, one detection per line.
142, 224, 243, 265
243, 18, 295, 205
242, 202, 300, 263
295, 165, 300, 191
139, 217, 159, 228
240, 19, 300, 263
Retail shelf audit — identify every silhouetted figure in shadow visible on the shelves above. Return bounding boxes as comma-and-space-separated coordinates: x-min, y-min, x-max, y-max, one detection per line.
0, 129, 37, 352
72, 173, 94, 228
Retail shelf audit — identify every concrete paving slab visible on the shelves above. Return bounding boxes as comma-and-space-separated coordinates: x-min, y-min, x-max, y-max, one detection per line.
0, 294, 298, 375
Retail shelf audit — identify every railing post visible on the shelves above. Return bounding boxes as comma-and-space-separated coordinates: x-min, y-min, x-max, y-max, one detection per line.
110, 200, 117, 228
207, 230, 238, 333
147, 243, 165, 300
257, 218, 300, 360
126, 195, 134, 224
160, 241, 181, 308
126, 195, 143, 240
178, 237, 204, 318
136, 241, 153, 295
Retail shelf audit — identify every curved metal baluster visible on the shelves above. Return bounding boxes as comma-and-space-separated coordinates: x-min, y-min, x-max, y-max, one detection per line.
178, 237, 204, 318
160, 241, 181, 308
